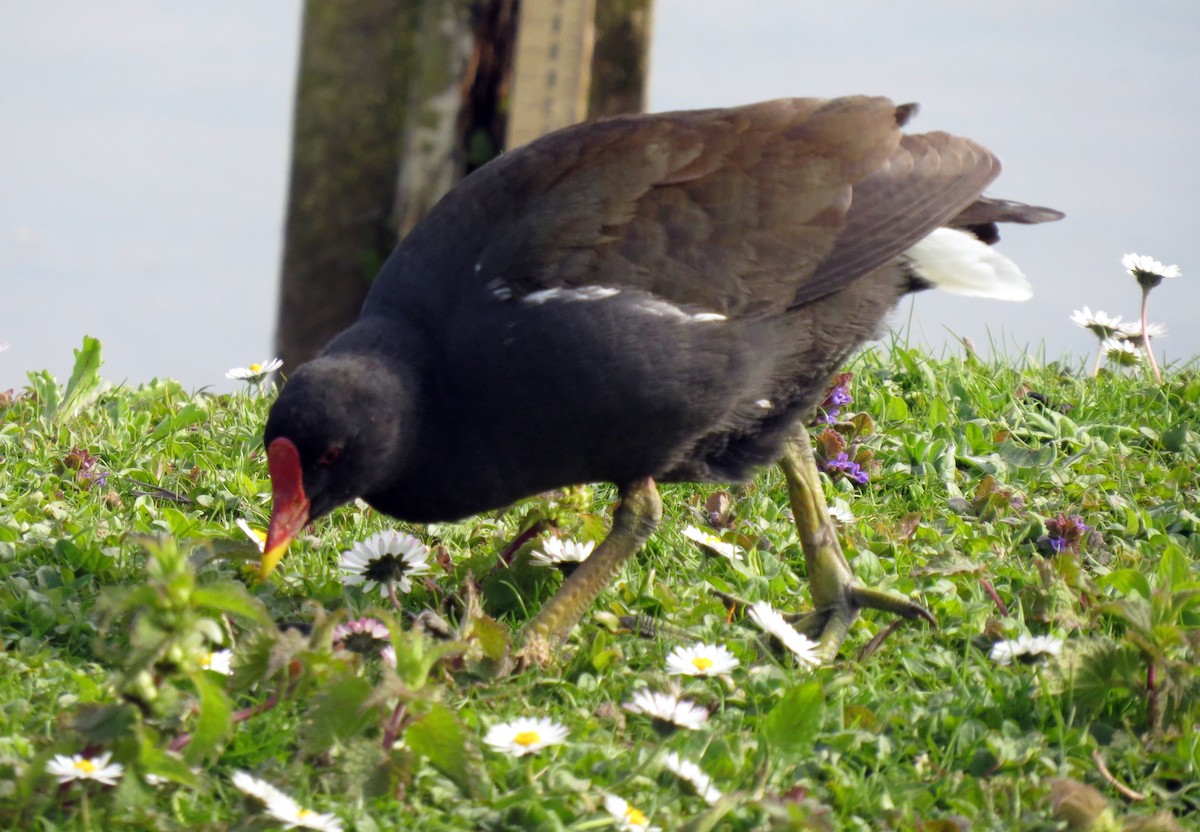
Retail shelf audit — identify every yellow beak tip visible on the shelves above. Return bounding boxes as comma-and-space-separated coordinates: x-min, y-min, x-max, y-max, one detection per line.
259, 544, 289, 579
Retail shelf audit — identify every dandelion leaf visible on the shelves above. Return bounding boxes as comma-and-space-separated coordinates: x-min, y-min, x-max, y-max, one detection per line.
54, 335, 104, 423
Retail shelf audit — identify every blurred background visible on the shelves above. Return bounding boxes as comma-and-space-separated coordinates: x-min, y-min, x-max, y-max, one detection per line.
3, 0, 1197, 392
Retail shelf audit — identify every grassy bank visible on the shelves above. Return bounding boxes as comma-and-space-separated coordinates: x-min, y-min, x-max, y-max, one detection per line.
1, 343, 1197, 830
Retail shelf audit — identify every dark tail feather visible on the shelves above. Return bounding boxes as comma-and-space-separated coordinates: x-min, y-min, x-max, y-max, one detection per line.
951, 196, 1064, 244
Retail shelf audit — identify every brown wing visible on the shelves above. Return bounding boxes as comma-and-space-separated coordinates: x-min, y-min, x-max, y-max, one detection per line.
794, 131, 1000, 306
378, 96, 999, 319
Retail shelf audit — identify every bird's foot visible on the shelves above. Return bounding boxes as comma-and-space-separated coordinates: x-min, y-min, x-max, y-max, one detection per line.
714, 584, 931, 663
780, 431, 934, 662
798, 584, 934, 663
514, 635, 555, 671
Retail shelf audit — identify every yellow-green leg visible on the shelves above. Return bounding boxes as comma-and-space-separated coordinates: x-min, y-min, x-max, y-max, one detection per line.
520, 477, 662, 665
781, 432, 934, 661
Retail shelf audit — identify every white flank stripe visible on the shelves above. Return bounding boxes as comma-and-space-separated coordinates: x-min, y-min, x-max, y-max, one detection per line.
523, 285, 621, 304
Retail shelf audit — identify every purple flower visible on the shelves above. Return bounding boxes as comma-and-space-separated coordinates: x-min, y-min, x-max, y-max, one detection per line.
812, 374, 853, 425
1044, 513, 1091, 555
62, 447, 109, 489
822, 452, 869, 485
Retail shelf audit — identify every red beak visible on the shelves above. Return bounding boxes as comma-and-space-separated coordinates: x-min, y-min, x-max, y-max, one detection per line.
262, 437, 310, 578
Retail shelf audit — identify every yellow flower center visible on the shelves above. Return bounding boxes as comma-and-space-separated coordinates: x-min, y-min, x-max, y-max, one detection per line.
297, 809, 314, 819
692, 656, 714, 671
513, 730, 541, 747
200, 652, 214, 668
625, 807, 648, 826
75, 759, 97, 774
249, 363, 262, 372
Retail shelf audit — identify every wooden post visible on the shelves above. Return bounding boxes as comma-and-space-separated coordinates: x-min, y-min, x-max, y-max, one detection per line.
276, 0, 654, 367
506, 0, 597, 149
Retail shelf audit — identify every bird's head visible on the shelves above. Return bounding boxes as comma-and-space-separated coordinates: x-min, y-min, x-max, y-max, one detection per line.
260, 353, 409, 578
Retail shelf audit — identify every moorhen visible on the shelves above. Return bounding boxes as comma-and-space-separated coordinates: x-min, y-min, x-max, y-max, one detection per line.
261, 96, 1062, 662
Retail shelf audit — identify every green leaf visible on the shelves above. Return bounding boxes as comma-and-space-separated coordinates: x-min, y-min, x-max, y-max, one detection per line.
761, 678, 824, 755
883, 395, 909, 421
186, 670, 233, 763
1159, 422, 1191, 453
191, 582, 271, 625
1156, 547, 1192, 589
25, 369, 61, 421
147, 402, 208, 442
465, 611, 509, 662
405, 702, 491, 799
300, 673, 376, 755
1101, 569, 1152, 600
390, 629, 464, 690
71, 702, 138, 745
53, 335, 104, 422
138, 731, 200, 788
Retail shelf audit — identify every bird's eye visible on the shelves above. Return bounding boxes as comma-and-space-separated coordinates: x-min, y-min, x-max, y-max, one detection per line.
318, 446, 342, 466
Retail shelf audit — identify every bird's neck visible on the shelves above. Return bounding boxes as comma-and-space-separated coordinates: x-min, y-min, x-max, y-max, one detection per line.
320, 317, 424, 491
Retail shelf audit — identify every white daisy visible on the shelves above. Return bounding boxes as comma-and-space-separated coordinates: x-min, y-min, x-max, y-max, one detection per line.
681, 525, 744, 562
236, 518, 266, 552
1069, 307, 1124, 340
828, 499, 855, 525
603, 794, 662, 832
622, 689, 709, 731
530, 537, 595, 567
200, 648, 233, 675
332, 617, 390, 654
46, 751, 124, 786
482, 716, 569, 757
1122, 252, 1181, 289
747, 601, 821, 668
989, 634, 1064, 666
665, 642, 739, 677
339, 530, 431, 594
225, 358, 283, 383
332, 617, 389, 642
1102, 338, 1141, 367
233, 770, 292, 805
662, 752, 722, 805
1118, 321, 1168, 342
263, 796, 344, 832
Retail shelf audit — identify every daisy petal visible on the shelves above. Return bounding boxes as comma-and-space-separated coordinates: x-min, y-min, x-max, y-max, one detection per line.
747, 601, 821, 668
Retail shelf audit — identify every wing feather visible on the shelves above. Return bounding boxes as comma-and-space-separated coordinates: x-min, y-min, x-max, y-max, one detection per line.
366, 96, 1017, 322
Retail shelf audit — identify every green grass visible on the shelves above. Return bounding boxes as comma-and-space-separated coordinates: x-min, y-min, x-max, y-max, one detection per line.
1, 343, 1197, 831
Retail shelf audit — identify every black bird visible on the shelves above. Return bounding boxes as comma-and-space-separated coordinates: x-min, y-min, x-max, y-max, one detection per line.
261, 96, 1062, 662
